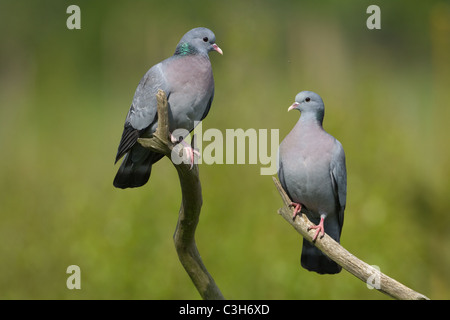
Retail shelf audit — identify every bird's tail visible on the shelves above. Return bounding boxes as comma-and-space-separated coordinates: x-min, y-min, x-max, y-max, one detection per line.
113, 144, 163, 189
300, 239, 342, 274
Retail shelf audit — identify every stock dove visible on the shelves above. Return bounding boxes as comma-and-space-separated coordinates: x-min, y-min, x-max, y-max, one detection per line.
278, 91, 347, 274
114, 27, 222, 188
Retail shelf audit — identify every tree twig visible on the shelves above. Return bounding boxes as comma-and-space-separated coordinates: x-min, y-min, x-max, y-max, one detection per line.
138, 90, 224, 300
272, 176, 429, 300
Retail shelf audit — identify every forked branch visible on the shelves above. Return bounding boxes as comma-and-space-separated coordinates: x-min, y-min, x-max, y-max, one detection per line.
138, 90, 224, 300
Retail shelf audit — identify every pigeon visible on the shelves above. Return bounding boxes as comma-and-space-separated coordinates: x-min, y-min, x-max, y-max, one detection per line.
113, 27, 223, 189
278, 91, 347, 274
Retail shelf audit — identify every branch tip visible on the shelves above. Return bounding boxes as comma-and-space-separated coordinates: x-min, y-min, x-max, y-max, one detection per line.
272, 177, 429, 300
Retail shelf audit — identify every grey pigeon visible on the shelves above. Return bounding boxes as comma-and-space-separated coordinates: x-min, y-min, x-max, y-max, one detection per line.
278, 91, 347, 274
114, 27, 223, 188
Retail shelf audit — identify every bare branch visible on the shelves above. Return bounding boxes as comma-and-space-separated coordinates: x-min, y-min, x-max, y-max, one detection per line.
138, 90, 224, 300
273, 176, 429, 300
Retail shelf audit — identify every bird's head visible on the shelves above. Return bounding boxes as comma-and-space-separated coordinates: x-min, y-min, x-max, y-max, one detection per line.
175, 27, 223, 56
288, 91, 325, 123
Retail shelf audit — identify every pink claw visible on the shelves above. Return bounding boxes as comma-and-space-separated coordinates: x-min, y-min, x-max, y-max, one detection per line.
170, 134, 200, 169
289, 202, 302, 219
183, 144, 200, 169
308, 217, 325, 241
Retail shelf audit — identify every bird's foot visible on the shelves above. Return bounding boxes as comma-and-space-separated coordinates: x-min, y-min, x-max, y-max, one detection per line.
182, 142, 200, 169
289, 202, 302, 219
308, 217, 325, 242
170, 134, 200, 169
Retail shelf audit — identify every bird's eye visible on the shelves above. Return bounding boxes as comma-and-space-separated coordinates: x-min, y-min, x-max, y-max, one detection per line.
305, 97, 311, 102
203, 37, 209, 42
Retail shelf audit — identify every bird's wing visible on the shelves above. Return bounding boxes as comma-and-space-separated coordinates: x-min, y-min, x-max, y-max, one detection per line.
330, 139, 347, 229
277, 148, 294, 201
115, 63, 169, 163
200, 88, 214, 122
127, 63, 168, 131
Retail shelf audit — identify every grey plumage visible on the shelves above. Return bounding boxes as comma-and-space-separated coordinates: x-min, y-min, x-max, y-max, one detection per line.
114, 27, 222, 188
278, 91, 347, 274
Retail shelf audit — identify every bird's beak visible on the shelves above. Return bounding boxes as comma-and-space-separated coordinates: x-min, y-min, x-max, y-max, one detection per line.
288, 102, 299, 112
212, 43, 223, 55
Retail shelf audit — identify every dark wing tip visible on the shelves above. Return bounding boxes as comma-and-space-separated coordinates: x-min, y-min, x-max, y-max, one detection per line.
115, 125, 141, 163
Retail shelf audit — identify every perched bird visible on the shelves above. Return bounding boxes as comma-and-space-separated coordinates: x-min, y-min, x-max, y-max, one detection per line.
114, 27, 223, 189
278, 91, 347, 274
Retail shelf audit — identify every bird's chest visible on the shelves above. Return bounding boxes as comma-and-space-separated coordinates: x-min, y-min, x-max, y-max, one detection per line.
281, 129, 335, 213
283, 150, 330, 194
166, 57, 214, 130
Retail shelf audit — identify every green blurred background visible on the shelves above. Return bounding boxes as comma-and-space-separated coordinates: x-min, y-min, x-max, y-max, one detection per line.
1, 0, 449, 299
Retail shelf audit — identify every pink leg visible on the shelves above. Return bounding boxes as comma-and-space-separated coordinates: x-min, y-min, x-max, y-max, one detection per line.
183, 142, 200, 169
308, 217, 325, 241
289, 202, 302, 219
170, 134, 199, 169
